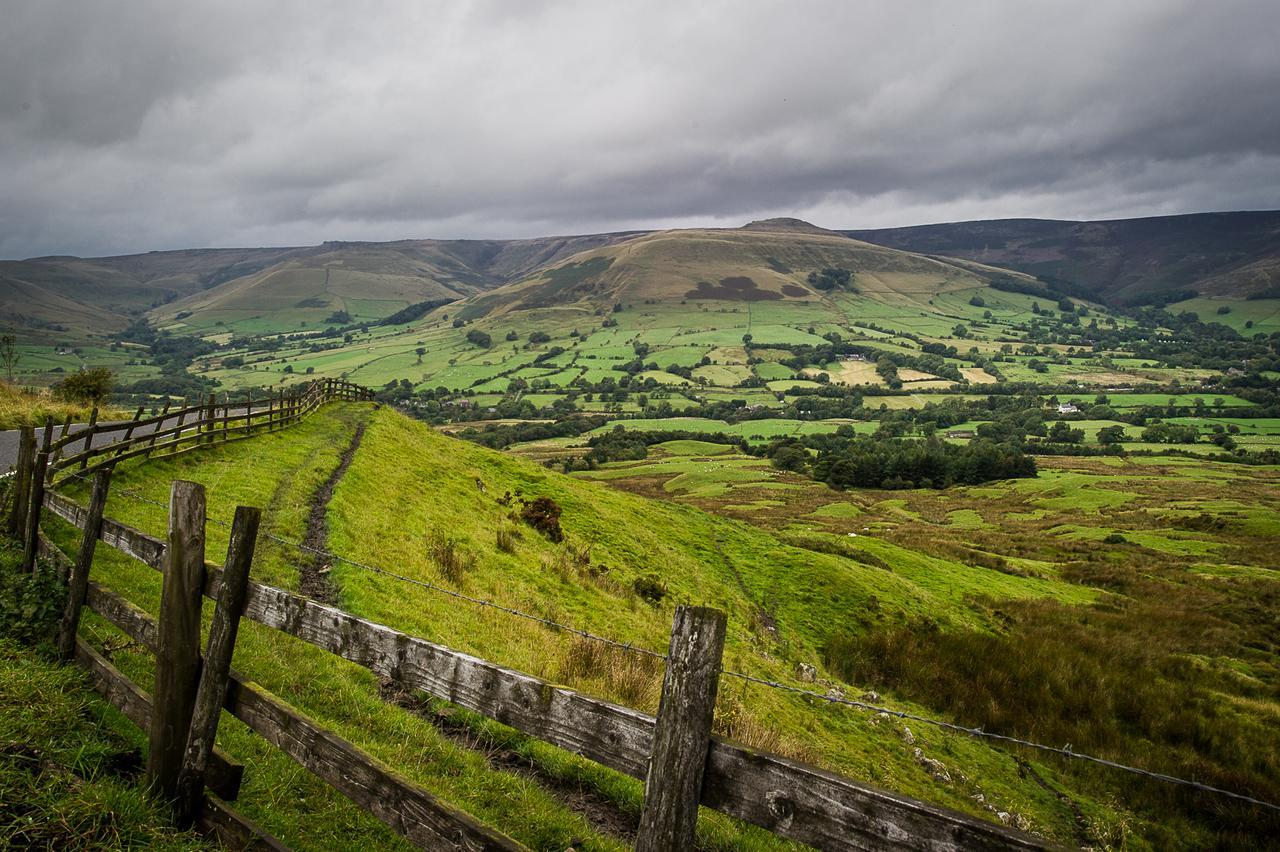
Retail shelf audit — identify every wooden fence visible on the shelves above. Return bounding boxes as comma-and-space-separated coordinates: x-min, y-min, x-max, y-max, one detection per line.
28, 473, 1046, 851
5, 378, 373, 572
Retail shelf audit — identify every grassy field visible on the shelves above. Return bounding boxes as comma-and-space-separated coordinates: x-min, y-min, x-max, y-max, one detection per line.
0, 543, 210, 849
571, 446, 1280, 849
34, 403, 1174, 848
0, 380, 119, 431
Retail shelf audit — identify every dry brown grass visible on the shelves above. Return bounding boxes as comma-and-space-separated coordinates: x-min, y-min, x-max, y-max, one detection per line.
428, 531, 474, 583
556, 635, 662, 711
0, 381, 112, 431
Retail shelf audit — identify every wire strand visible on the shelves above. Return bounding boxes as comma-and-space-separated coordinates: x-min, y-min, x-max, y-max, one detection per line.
49, 467, 1280, 813
55, 469, 668, 661
719, 669, 1280, 812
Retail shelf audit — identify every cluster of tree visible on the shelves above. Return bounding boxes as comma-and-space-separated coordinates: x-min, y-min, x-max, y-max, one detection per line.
52, 367, 114, 403
807, 267, 855, 291
767, 434, 1036, 490
583, 426, 743, 463
378, 299, 456, 327
115, 320, 216, 399
466, 329, 492, 348
1140, 422, 1200, 443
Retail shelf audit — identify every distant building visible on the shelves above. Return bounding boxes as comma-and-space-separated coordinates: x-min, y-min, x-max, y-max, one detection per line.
1057, 403, 1079, 414
946, 429, 976, 439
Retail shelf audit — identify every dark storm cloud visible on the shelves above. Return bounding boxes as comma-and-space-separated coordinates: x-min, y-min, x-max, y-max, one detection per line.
2, 0, 1279, 258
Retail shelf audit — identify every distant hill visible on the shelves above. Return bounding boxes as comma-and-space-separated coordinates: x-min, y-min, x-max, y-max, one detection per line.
0, 232, 648, 341
457, 221, 1040, 319
846, 210, 1280, 304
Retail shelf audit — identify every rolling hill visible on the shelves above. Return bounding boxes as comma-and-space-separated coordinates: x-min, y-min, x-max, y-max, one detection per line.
0, 232, 649, 342
458, 219, 1042, 319
846, 210, 1280, 304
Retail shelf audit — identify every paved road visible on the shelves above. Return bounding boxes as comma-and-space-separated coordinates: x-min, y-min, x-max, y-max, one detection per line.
0, 404, 273, 475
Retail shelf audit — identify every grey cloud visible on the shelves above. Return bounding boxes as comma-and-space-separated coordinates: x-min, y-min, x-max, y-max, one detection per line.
2, 0, 1278, 258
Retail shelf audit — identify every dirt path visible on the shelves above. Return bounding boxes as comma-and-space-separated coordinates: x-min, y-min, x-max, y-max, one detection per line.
299, 421, 366, 603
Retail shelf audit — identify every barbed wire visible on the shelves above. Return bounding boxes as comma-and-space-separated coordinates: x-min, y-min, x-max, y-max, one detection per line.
53, 468, 668, 662
720, 669, 1280, 812
47, 467, 1280, 813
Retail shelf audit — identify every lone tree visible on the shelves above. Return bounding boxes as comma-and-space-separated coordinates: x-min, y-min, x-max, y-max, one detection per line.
53, 367, 113, 403
0, 333, 18, 383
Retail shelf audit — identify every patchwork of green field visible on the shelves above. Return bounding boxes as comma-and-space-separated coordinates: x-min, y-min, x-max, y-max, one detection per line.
1058, 391, 1256, 409
587, 416, 866, 441
10, 343, 158, 384
1170, 297, 1280, 335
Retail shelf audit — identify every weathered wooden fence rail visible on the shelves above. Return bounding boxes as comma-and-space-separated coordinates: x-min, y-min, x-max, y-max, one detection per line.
36, 478, 1046, 851
9, 378, 373, 573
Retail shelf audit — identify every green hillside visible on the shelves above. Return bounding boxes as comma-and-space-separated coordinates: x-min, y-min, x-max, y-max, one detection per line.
463, 222, 1034, 317
41, 402, 1145, 849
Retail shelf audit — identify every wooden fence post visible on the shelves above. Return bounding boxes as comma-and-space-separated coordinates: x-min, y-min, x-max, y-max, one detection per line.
48, 414, 71, 473
174, 505, 260, 827
148, 480, 207, 801
203, 393, 216, 445
114, 406, 145, 461
77, 406, 99, 470
21, 448, 50, 574
146, 399, 172, 459
5, 425, 34, 538
57, 468, 112, 660
635, 605, 727, 852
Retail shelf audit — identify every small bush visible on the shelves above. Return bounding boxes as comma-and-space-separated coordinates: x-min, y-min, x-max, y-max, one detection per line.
0, 545, 63, 649
52, 368, 113, 404
520, 496, 563, 542
428, 532, 473, 583
632, 574, 667, 604
1103, 533, 1127, 544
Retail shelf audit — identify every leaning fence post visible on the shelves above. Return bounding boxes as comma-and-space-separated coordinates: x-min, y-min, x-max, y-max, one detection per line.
174, 504, 260, 827
77, 406, 100, 470
635, 605, 727, 852
21, 447, 50, 574
57, 468, 112, 660
6, 425, 35, 538
147, 480, 207, 801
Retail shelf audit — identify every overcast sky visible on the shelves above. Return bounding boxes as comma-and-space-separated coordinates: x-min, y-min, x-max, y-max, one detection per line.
3, 0, 1279, 259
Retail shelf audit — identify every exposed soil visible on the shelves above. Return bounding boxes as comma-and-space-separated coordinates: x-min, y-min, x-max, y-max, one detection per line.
299, 421, 366, 603
378, 679, 640, 844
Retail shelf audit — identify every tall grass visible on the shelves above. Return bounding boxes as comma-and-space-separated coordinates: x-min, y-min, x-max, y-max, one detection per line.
0, 381, 110, 431
823, 575, 1280, 849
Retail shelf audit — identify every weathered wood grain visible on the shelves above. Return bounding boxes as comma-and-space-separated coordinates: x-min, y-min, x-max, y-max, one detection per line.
82, 579, 522, 850
45, 490, 167, 569
58, 468, 111, 660
74, 636, 243, 801
636, 606, 726, 852
224, 572, 658, 779
198, 793, 291, 851
22, 450, 49, 572
175, 506, 260, 827
6, 425, 34, 537
148, 480, 207, 800
225, 676, 526, 851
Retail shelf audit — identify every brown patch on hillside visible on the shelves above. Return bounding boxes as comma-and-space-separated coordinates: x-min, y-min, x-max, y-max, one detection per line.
685, 276, 782, 301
